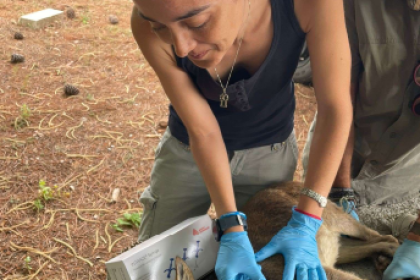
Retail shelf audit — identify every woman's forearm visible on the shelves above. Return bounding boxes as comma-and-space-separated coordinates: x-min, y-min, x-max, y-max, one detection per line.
333, 82, 358, 189
298, 106, 352, 217
189, 132, 237, 218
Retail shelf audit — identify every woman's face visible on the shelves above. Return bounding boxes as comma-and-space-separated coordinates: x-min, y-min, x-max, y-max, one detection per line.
133, 0, 245, 68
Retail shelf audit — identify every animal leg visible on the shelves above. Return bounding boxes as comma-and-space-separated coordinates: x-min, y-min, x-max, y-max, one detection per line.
175, 257, 196, 280
322, 204, 398, 243
324, 266, 365, 280
336, 238, 399, 264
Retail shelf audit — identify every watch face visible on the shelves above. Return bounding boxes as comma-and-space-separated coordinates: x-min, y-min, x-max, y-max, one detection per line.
320, 197, 328, 208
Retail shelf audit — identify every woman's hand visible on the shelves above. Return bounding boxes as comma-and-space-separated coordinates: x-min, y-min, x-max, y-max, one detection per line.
383, 239, 420, 280
216, 231, 266, 280
255, 207, 327, 280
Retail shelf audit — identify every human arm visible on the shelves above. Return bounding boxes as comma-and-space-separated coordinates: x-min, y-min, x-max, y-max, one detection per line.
329, 83, 360, 220
295, 0, 352, 217
255, 0, 352, 278
330, 0, 363, 219
131, 6, 239, 222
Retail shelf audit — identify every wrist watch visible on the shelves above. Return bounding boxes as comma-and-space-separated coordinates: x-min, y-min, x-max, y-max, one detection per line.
212, 212, 248, 242
300, 187, 328, 208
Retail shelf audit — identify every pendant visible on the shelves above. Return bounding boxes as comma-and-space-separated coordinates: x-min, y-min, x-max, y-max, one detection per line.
220, 89, 229, 108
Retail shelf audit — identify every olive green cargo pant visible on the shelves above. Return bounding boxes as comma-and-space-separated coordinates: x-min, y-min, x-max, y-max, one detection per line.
137, 128, 298, 242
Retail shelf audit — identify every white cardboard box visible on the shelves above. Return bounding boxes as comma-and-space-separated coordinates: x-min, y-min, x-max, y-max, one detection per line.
106, 215, 219, 280
18, 9, 64, 29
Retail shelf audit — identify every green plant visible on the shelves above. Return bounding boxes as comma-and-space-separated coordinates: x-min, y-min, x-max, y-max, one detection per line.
33, 180, 61, 211
14, 104, 31, 130
111, 212, 142, 232
20, 104, 31, 119
23, 256, 32, 272
33, 199, 44, 211
38, 180, 53, 201
81, 15, 89, 24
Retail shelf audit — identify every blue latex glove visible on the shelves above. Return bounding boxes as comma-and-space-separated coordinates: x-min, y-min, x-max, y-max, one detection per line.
383, 239, 420, 280
336, 198, 359, 221
255, 207, 327, 280
216, 231, 266, 280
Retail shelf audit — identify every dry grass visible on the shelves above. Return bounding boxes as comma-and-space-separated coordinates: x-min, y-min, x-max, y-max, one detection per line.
0, 1, 316, 279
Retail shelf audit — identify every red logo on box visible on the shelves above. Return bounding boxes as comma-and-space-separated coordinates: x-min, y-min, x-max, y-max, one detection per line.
193, 226, 209, 236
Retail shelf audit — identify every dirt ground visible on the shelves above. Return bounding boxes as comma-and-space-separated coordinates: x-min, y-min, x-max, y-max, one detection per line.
0, 1, 316, 279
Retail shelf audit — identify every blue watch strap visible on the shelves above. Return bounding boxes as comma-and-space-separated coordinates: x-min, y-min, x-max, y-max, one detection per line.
218, 212, 248, 232
220, 211, 247, 220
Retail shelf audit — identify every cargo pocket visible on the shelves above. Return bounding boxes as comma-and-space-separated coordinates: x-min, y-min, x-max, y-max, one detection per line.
137, 186, 158, 242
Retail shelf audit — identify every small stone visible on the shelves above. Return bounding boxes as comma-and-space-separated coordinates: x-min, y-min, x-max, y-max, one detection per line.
11, 54, 24, 64
109, 15, 119, 24
14, 32, 24, 40
129, 134, 133, 137
64, 84, 79, 96
111, 188, 121, 203
66, 8, 76, 19
130, 199, 135, 203
93, 214, 98, 220
69, 185, 75, 191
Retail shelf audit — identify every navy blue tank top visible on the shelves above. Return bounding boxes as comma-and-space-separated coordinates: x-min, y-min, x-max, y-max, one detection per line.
169, 0, 306, 150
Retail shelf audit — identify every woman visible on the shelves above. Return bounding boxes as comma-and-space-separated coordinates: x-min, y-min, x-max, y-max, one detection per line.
131, 0, 352, 278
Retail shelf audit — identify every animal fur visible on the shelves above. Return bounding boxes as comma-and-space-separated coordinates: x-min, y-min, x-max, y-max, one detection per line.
175, 182, 420, 280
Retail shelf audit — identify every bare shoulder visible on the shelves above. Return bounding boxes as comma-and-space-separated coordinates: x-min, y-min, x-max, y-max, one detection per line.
294, 0, 345, 33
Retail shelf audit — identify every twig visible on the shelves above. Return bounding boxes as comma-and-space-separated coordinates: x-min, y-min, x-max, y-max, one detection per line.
86, 157, 105, 174
65, 154, 99, 160
109, 236, 129, 253
53, 238, 93, 267
27, 261, 49, 280
0, 220, 30, 231
65, 120, 85, 140
93, 229, 99, 252
66, 222, 72, 242
58, 174, 84, 191
10, 242, 59, 264
43, 211, 56, 229
75, 209, 98, 223
7, 202, 34, 214
105, 222, 112, 249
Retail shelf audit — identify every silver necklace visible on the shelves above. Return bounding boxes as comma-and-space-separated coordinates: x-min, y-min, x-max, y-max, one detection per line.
214, 0, 251, 108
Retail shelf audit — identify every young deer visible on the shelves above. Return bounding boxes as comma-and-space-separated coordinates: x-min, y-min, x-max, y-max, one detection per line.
175, 182, 416, 280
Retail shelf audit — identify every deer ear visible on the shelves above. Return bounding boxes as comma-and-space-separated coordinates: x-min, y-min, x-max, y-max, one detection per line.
175, 257, 195, 280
